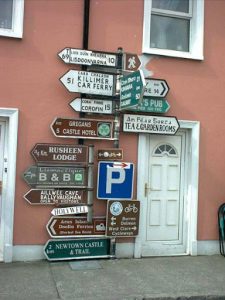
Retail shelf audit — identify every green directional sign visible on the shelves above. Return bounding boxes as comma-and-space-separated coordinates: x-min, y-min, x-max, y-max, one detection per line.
44, 238, 111, 261
120, 70, 145, 111
130, 97, 170, 114
23, 166, 86, 188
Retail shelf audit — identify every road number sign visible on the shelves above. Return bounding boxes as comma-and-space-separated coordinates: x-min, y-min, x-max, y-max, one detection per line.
123, 114, 180, 135
51, 118, 114, 140
97, 161, 134, 200
60, 70, 115, 96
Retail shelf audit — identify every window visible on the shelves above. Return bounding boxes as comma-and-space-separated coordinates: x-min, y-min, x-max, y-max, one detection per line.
143, 0, 204, 60
153, 143, 177, 157
0, 0, 24, 38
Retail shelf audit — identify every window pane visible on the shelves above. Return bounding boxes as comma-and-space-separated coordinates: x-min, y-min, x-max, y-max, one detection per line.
0, 0, 13, 29
150, 15, 189, 52
152, 0, 189, 13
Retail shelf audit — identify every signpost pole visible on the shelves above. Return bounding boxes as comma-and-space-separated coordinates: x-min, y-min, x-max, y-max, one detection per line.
87, 145, 94, 222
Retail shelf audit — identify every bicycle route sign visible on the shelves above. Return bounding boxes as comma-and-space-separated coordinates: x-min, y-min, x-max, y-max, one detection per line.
106, 200, 140, 237
51, 117, 114, 140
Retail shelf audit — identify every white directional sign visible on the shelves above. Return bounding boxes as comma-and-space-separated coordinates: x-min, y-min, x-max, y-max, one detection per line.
123, 114, 179, 135
58, 48, 117, 67
70, 98, 114, 115
51, 206, 88, 216
60, 70, 115, 96
97, 161, 134, 200
145, 78, 169, 98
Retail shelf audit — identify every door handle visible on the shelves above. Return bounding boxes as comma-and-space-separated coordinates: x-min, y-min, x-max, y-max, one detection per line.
144, 183, 150, 197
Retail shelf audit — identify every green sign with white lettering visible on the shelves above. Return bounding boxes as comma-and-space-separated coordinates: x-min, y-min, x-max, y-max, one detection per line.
44, 238, 111, 261
130, 97, 170, 114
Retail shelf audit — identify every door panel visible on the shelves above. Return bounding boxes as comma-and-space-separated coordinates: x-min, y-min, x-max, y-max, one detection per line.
142, 133, 187, 256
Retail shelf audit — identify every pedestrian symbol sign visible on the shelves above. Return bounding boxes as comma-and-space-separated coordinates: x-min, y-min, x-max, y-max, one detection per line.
97, 161, 134, 200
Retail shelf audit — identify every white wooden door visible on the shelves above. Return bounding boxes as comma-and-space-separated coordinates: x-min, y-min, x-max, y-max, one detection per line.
142, 132, 187, 256
0, 121, 6, 261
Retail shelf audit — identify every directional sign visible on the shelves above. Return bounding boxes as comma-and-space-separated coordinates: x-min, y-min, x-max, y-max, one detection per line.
130, 98, 170, 114
47, 216, 106, 238
51, 118, 114, 140
106, 200, 140, 237
58, 48, 117, 67
97, 161, 134, 200
51, 206, 88, 216
31, 144, 88, 165
24, 189, 86, 205
60, 70, 115, 96
124, 53, 141, 72
97, 149, 123, 161
44, 238, 111, 261
70, 98, 114, 115
120, 70, 146, 111
145, 78, 169, 98
23, 166, 86, 188
123, 114, 180, 135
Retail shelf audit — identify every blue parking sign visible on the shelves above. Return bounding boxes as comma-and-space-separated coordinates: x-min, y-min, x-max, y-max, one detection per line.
97, 161, 134, 200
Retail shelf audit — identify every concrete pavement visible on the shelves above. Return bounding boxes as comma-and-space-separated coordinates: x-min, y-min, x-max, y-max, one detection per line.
0, 255, 225, 300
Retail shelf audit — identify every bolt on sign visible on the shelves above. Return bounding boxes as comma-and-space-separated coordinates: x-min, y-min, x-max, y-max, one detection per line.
51, 205, 88, 216
51, 117, 114, 140
70, 98, 115, 115
60, 70, 115, 96
44, 238, 112, 261
145, 78, 169, 98
46, 216, 106, 238
120, 70, 146, 111
129, 98, 170, 114
58, 47, 118, 68
106, 200, 140, 237
97, 149, 123, 160
24, 189, 86, 205
23, 166, 86, 188
123, 114, 180, 135
31, 144, 88, 165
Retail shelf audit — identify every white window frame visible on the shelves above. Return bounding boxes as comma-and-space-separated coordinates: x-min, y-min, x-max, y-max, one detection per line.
142, 0, 204, 60
0, 0, 24, 38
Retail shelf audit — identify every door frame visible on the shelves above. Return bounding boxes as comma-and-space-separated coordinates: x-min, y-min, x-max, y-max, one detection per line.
134, 120, 200, 257
0, 108, 18, 262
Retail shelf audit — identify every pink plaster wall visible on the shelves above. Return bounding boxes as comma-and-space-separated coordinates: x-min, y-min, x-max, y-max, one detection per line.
0, 0, 224, 244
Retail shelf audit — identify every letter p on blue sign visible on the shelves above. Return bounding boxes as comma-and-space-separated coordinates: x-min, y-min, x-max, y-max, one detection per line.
97, 161, 134, 200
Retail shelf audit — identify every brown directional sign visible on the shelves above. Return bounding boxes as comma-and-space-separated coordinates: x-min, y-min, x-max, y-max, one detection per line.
31, 144, 88, 165
51, 117, 114, 140
97, 149, 123, 160
106, 200, 140, 237
47, 216, 106, 238
23, 189, 86, 205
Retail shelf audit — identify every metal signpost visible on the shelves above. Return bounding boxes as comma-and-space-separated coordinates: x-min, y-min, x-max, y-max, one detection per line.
24, 189, 86, 205
60, 70, 115, 96
70, 98, 115, 115
46, 216, 106, 238
58, 48, 117, 67
120, 70, 146, 111
31, 143, 88, 165
106, 200, 140, 237
97, 161, 134, 200
97, 149, 123, 160
51, 117, 114, 140
44, 238, 112, 261
129, 98, 170, 114
51, 206, 88, 216
145, 78, 169, 98
123, 114, 180, 135
23, 166, 86, 188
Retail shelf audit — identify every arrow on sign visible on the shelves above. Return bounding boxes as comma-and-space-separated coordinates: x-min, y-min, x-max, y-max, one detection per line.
112, 162, 128, 168
145, 78, 169, 98
58, 48, 117, 67
60, 70, 115, 96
